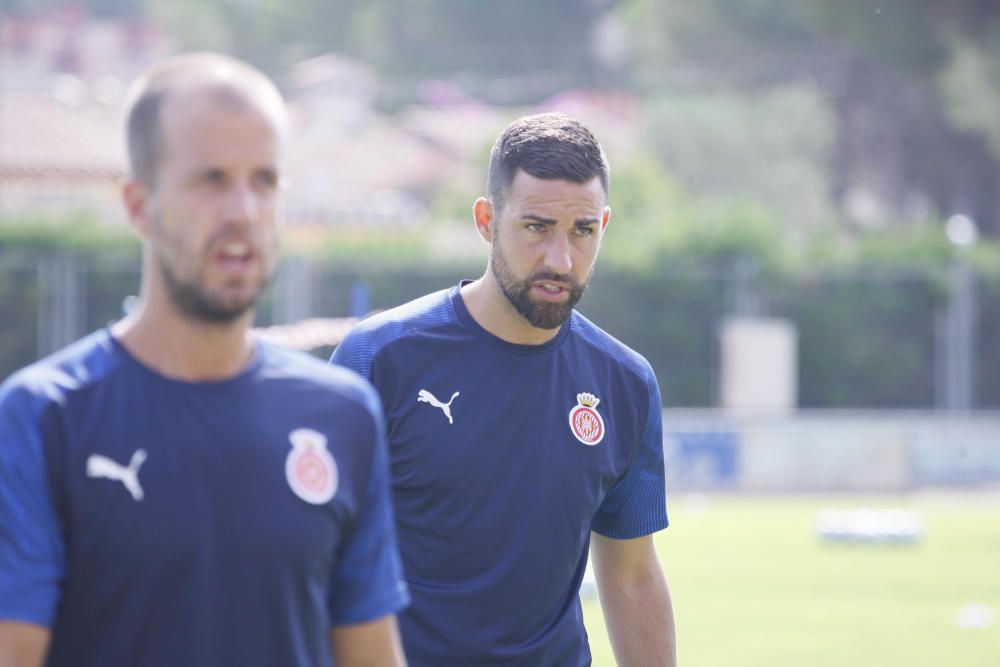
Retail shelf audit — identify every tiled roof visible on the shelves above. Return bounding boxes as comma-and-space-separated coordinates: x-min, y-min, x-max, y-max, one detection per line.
0, 92, 124, 176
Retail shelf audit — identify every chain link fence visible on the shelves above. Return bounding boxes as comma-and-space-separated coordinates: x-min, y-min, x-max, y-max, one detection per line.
1, 249, 996, 410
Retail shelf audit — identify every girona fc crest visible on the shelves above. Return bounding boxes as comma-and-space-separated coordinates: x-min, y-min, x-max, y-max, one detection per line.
286, 428, 338, 505
568, 392, 605, 446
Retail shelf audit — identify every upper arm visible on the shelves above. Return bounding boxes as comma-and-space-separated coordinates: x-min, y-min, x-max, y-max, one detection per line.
0, 384, 65, 627
330, 614, 406, 667
0, 621, 50, 667
590, 532, 662, 586
592, 365, 667, 539
326, 390, 408, 625
329, 328, 376, 381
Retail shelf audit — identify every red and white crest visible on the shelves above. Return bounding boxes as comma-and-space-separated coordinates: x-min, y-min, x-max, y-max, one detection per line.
286, 428, 338, 505
568, 392, 605, 446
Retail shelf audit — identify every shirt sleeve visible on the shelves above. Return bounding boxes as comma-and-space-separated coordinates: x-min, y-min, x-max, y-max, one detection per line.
0, 380, 66, 626
591, 364, 669, 539
327, 387, 409, 625
329, 328, 375, 382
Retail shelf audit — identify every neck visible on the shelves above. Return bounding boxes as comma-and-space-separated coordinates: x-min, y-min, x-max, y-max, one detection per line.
460, 275, 563, 346
111, 293, 256, 382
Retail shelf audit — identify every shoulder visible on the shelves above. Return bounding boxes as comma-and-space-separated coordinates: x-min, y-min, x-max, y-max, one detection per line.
332, 287, 456, 374
0, 330, 123, 419
345, 288, 455, 347
254, 340, 382, 418
568, 311, 657, 389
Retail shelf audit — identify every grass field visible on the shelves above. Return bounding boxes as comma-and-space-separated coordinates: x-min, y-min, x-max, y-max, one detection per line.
582, 493, 1000, 666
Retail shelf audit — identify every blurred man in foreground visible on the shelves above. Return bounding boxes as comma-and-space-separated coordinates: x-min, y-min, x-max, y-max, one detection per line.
0, 52, 408, 667
332, 113, 676, 666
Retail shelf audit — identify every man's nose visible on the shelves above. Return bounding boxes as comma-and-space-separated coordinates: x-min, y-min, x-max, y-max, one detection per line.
542, 233, 573, 275
224, 181, 260, 223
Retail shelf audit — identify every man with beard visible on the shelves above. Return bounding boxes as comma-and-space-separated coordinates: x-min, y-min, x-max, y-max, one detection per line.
331, 113, 676, 666
0, 53, 408, 667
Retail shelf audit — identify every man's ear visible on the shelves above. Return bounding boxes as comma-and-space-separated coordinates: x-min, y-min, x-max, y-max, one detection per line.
473, 197, 494, 243
121, 180, 153, 238
601, 205, 611, 232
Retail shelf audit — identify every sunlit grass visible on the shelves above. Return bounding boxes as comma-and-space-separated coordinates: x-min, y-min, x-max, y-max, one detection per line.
584, 493, 1000, 666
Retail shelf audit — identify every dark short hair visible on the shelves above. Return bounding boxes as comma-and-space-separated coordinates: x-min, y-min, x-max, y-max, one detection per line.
123, 52, 285, 188
486, 112, 610, 212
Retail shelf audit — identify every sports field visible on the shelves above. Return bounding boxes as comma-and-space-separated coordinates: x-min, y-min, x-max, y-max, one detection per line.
582, 493, 1000, 666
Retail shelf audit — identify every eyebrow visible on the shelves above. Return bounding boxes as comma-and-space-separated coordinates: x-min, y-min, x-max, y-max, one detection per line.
185, 166, 225, 182
521, 214, 600, 227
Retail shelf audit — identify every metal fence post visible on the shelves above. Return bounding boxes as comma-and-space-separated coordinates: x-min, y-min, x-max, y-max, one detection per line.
941, 258, 977, 411
271, 256, 313, 324
938, 215, 979, 412
36, 252, 84, 357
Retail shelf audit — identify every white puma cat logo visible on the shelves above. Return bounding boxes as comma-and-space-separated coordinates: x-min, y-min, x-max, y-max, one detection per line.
418, 389, 460, 425
86, 449, 147, 501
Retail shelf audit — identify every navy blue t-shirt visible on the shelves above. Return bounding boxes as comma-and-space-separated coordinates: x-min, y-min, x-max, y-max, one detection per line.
0, 330, 408, 667
331, 286, 668, 666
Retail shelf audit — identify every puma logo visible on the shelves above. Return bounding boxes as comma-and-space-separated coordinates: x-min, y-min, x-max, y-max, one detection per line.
417, 389, 460, 425
86, 449, 147, 501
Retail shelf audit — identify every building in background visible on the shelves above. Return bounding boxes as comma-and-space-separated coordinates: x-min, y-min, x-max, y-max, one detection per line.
0, 9, 172, 223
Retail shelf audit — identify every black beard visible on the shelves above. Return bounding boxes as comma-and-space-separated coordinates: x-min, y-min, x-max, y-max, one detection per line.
491, 244, 586, 330
157, 254, 266, 324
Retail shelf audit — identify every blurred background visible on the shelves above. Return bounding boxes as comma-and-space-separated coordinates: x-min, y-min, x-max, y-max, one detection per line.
1, 1, 999, 664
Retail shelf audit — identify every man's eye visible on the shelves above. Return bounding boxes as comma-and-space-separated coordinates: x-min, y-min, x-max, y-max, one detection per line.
526, 223, 545, 232
574, 226, 595, 236
254, 170, 279, 190
201, 170, 226, 186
